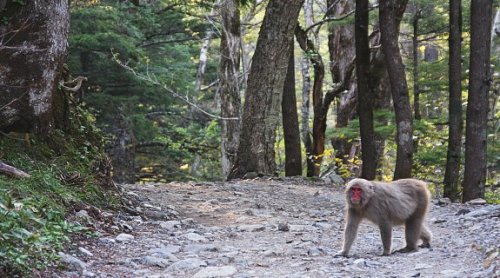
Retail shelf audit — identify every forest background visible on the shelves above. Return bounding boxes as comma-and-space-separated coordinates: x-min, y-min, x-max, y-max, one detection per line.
0, 0, 499, 274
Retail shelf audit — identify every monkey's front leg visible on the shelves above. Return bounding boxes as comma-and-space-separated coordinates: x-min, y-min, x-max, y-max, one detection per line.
378, 223, 393, 256
335, 210, 361, 257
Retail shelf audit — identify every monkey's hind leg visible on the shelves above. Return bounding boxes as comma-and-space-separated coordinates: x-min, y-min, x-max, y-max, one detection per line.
418, 224, 432, 248
395, 216, 423, 253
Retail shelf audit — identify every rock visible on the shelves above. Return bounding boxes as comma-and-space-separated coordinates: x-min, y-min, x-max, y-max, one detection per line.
167, 258, 207, 271
185, 232, 208, 242
115, 233, 135, 242
141, 256, 169, 267
307, 247, 324, 256
83, 270, 96, 277
75, 210, 90, 220
185, 244, 218, 253
58, 252, 87, 273
192, 266, 238, 278
78, 247, 93, 257
313, 222, 333, 230
456, 208, 471, 215
98, 238, 115, 245
278, 222, 289, 232
466, 198, 487, 205
321, 172, 344, 185
437, 198, 452, 205
151, 245, 182, 256
243, 172, 259, 179
466, 209, 490, 218
238, 224, 265, 232
159, 220, 182, 230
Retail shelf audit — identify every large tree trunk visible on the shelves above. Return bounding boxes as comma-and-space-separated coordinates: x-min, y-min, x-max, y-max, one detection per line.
443, 0, 463, 202
228, 0, 304, 179
0, 1, 70, 135
379, 0, 413, 180
355, 0, 376, 180
219, 0, 242, 179
462, 0, 492, 202
301, 0, 315, 176
282, 44, 302, 176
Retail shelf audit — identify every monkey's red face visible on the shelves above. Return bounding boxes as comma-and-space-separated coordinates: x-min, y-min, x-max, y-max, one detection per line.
350, 186, 363, 204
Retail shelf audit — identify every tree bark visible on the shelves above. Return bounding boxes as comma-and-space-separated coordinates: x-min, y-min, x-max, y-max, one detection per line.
228, 0, 304, 179
443, 0, 463, 202
355, 0, 376, 180
219, 0, 242, 179
462, 0, 492, 202
379, 0, 413, 180
412, 7, 422, 120
0, 1, 70, 136
295, 26, 326, 177
282, 44, 303, 176
301, 0, 315, 176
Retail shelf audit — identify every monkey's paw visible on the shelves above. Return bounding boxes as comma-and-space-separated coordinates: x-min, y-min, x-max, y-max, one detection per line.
419, 242, 431, 249
333, 251, 349, 258
394, 247, 417, 253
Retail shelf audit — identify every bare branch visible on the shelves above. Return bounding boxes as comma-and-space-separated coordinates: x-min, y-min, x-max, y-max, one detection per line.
112, 52, 239, 121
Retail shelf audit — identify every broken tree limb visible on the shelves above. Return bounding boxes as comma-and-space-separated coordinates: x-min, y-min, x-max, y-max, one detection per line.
0, 161, 31, 178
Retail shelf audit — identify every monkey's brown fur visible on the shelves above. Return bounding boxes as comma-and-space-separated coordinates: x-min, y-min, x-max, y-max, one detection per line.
337, 178, 432, 256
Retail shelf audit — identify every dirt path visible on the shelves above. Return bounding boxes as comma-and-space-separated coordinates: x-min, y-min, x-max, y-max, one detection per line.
58, 178, 499, 277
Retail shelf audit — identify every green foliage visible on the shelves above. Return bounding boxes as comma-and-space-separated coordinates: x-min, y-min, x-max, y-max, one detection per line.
69, 1, 222, 182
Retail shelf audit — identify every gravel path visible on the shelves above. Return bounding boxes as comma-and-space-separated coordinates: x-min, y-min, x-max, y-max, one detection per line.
57, 178, 499, 277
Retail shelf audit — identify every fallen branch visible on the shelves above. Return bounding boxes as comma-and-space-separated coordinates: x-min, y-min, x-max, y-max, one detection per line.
0, 161, 30, 178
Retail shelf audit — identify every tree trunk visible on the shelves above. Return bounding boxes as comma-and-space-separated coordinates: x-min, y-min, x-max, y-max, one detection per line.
412, 7, 422, 120
329, 0, 357, 129
355, 0, 376, 180
379, 0, 413, 180
301, 0, 315, 176
368, 25, 392, 179
443, 0, 463, 202
282, 44, 303, 176
228, 0, 304, 179
219, 0, 242, 179
300, 58, 315, 176
328, 0, 358, 173
462, 0, 492, 202
0, 1, 70, 135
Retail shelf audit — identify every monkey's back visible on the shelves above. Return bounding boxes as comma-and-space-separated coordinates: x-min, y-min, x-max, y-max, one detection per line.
364, 179, 430, 225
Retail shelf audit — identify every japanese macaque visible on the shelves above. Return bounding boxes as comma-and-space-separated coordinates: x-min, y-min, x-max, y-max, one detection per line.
336, 178, 432, 256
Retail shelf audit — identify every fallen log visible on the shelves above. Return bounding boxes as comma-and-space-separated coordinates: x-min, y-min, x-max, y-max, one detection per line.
0, 161, 31, 178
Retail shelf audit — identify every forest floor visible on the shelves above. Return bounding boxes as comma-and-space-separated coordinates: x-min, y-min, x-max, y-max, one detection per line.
54, 178, 499, 278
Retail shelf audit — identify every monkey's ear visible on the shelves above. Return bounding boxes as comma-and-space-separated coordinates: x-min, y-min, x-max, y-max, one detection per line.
369, 184, 374, 190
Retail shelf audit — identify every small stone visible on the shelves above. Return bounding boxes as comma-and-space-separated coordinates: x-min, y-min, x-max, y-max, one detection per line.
98, 238, 115, 245
78, 247, 93, 257
58, 252, 87, 273
167, 258, 207, 271
466, 198, 487, 205
278, 222, 289, 232
75, 210, 90, 219
192, 266, 238, 278
437, 198, 452, 205
238, 224, 265, 232
115, 233, 134, 242
159, 220, 182, 230
185, 244, 218, 253
243, 172, 259, 179
185, 232, 208, 242
141, 256, 169, 268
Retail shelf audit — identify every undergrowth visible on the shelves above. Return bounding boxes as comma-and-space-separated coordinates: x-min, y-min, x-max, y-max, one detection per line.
0, 107, 119, 275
